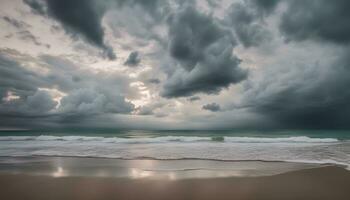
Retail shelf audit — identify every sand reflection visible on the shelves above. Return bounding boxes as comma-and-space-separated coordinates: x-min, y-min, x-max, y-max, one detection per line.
52, 166, 66, 177
130, 168, 153, 178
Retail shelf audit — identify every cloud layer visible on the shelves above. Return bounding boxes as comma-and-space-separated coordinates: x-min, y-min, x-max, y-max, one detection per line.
0, 0, 349, 130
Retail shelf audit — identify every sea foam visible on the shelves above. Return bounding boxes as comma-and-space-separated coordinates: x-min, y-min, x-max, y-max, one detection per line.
0, 135, 339, 143
0, 135, 348, 169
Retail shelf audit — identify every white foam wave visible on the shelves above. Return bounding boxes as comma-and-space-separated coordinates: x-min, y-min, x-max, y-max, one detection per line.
0, 135, 340, 143
0, 135, 349, 169
223, 136, 339, 143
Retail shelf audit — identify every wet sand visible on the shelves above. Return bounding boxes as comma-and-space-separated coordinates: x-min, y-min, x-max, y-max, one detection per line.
1, 166, 350, 200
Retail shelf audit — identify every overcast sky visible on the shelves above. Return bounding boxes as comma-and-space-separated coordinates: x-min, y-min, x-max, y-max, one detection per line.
1, 0, 350, 130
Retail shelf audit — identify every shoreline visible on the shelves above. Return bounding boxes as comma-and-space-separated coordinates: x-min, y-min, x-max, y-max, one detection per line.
0, 156, 334, 179
1, 155, 347, 168
1, 165, 349, 200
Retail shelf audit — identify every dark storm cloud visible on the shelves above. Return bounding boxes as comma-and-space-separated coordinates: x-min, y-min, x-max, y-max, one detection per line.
40, 55, 135, 114
23, 0, 173, 60
24, 0, 116, 59
249, 0, 280, 14
167, 6, 227, 70
227, 1, 275, 47
202, 103, 221, 112
221, 0, 350, 129
0, 50, 135, 128
0, 52, 56, 118
280, 0, 350, 44
162, 6, 247, 98
23, 0, 46, 15
239, 49, 350, 129
0, 51, 44, 100
4, 0, 349, 130
239, 0, 350, 129
0, 90, 57, 117
124, 51, 141, 66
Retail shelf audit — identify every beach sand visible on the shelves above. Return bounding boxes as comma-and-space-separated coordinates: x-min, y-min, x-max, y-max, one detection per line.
1, 166, 349, 200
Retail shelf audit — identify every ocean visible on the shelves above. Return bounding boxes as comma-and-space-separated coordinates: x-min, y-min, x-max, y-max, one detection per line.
0, 130, 349, 169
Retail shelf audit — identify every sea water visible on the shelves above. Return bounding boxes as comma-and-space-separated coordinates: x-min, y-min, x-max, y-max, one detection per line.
0, 130, 349, 169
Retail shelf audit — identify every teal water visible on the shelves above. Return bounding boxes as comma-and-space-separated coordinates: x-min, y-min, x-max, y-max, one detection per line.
1, 129, 349, 139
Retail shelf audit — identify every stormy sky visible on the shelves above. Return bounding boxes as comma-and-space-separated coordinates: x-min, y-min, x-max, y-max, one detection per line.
0, 0, 350, 130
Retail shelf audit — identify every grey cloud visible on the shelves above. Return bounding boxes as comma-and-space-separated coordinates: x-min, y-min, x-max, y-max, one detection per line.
137, 107, 154, 115
25, 90, 57, 113
248, 0, 280, 15
0, 89, 57, 117
280, 0, 350, 44
2, 16, 49, 48
239, 49, 350, 129
4, 0, 350, 130
0, 51, 44, 99
23, 0, 46, 15
162, 6, 247, 98
202, 103, 221, 112
227, 1, 273, 48
188, 96, 200, 102
17, 30, 50, 48
167, 6, 227, 70
4, 34, 13, 39
123, 0, 168, 20
124, 51, 141, 66
148, 78, 161, 84
136, 102, 165, 116
111, 0, 168, 18
1, 98, 58, 133
206, 0, 220, 8
105, 0, 172, 51
23, 0, 178, 60
24, 0, 116, 59
59, 88, 134, 115
40, 55, 140, 100
0, 50, 136, 128
2, 16, 29, 29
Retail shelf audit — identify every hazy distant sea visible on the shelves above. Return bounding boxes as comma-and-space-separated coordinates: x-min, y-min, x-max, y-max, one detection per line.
0, 130, 349, 169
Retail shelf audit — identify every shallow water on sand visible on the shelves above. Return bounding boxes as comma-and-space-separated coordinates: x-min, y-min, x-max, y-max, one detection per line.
0, 156, 323, 179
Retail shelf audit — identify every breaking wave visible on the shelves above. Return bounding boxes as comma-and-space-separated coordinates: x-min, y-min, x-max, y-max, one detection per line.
0, 135, 340, 143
